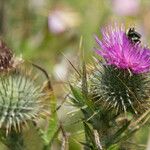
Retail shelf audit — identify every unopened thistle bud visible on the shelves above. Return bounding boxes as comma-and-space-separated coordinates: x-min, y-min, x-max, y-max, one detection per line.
0, 69, 48, 134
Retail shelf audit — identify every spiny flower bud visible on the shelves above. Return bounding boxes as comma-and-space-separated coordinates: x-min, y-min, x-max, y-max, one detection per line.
0, 69, 48, 134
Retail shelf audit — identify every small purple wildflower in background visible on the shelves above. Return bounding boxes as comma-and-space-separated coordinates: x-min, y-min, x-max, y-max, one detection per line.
112, 0, 140, 16
48, 5, 80, 35
95, 24, 150, 74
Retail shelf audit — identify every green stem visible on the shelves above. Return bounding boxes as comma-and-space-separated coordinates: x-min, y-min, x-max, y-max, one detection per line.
84, 128, 91, 150
40, 92, 58, 150
43, 145, 50, 150
5, 130, 24, 150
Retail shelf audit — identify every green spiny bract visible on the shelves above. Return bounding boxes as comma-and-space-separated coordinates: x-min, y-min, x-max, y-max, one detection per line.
69, 60, 150, 149
0, 70, 47, 134
90, 62, 150, 114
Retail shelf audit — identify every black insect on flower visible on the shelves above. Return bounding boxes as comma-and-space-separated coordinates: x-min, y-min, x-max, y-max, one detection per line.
127, 27, 141, 43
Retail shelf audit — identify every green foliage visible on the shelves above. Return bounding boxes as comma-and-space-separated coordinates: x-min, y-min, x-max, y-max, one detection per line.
41, 93, 59, 150
107, 144, 119, 150
3, 130, 24, 150
69, 59, 150, 150
0, 0, 150, 149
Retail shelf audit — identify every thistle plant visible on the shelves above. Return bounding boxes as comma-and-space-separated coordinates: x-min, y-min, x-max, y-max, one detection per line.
0, 67, 49, 149
0, 70, 47, 133
93, 24, 150, 114
0, 40, 52, 150
69, 23, 150, 150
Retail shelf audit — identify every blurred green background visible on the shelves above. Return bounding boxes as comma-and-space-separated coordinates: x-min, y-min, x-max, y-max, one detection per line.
0, 0, 150, 149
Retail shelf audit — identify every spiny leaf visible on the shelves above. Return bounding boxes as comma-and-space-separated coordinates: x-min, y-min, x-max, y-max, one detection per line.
41, 93, 59, 147
83, 122, 97, 149
70, 84, 85, 106
81, 47, 88, 99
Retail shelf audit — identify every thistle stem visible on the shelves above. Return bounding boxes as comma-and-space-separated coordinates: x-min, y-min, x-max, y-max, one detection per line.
93, 130, 103, 150
83, 123, 91, 150
5, 130, 24, 150
84, 134, 90, 150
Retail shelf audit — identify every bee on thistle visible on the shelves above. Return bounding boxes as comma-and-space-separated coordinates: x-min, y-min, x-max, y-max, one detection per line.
93, 23, 150, 114
126, 27, 141, 43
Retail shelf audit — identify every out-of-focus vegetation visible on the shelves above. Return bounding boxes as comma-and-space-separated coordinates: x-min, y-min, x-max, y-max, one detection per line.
0, 0, 150, 149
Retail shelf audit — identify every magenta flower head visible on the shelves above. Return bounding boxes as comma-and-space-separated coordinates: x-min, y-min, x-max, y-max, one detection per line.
91, 23, 150, 114
95, 24, 150, 74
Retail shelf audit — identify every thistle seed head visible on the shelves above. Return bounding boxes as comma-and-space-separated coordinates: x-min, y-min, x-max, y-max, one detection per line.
0, 40, 13, 71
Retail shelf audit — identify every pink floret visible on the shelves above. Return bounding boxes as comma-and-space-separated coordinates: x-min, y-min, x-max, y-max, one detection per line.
95, 24, 150, 74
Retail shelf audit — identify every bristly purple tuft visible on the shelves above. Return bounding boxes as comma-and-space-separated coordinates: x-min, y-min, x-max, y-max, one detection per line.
95, 24, 150, 74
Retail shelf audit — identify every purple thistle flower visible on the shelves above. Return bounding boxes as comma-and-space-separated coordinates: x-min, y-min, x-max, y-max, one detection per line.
95, 24, 150, 74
